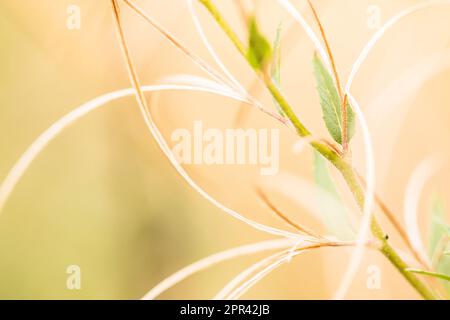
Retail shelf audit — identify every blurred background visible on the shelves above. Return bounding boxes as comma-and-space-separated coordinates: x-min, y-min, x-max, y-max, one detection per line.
0, 0, 449, 299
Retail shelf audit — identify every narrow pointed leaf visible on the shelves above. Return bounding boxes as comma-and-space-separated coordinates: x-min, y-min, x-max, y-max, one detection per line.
312, 54, 355, 145
406, 268, 450, 282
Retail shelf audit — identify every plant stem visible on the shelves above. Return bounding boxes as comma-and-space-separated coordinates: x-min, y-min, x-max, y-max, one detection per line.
358, 173, 432, 270
264, 77, 310, 137
199, 0, 247, 57
198, 0, 437, 300
256, 187, 324, 239
334, 161, 437, 300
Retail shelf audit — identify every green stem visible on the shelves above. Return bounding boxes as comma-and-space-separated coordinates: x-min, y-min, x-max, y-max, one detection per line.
265, 79, 310, 137
334, 161, 437, 300
199, 0, 437, 300
199, 0, 247, 57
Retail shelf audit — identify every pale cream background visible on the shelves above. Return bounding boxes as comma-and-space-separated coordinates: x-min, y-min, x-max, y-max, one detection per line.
0, 0, 449, 299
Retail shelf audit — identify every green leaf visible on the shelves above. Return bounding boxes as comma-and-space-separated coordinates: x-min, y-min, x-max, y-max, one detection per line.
247, 17, 272, 71
313, 151, 354, 240
427, 194, 450, 293
271, 23, 284, 116
428, 195, 449, 258
406, 268, 450, 282
312, 54, 355, 145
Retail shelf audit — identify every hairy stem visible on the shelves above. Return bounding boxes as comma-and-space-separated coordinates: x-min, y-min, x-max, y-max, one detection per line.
198, 0, 436, 300
336, 161, 436, 299
357, 173, 431, 270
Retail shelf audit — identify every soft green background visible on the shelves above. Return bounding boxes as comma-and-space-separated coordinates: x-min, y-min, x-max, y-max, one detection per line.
0, 2, 217, 299
0, 1, 310, 299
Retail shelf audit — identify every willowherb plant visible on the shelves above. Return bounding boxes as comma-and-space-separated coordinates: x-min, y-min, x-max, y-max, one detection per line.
1, 0, 450, 299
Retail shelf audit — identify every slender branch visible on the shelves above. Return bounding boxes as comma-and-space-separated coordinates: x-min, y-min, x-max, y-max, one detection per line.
306, 1, 437, 297
356, 173, 430, 270
199, 0, 310, 137
122, 0, 291, 127
306, 0, 343, 99
119, 0, 233, 92
407, 269, 450, 282
221, 239, 380, 300
264, 76, 311, 136
256, 187, 324, 239
331, 158, 437, 299
377, 195, 428, 266
233, 21, 299, 127
110, 0, 150, 122
198, 0, 437, 300
199, 0, 247, 57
